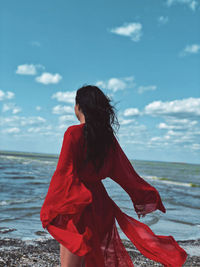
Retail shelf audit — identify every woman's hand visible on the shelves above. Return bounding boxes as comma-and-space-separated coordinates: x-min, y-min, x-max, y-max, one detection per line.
135, 204, 146, 218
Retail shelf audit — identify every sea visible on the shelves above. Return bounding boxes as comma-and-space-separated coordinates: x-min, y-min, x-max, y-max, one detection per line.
0, 150, 200, 255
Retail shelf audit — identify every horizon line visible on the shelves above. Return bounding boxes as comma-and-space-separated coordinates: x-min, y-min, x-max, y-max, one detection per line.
0, 149, 199, 166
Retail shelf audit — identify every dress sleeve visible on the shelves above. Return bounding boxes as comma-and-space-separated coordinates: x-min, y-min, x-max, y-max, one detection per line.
40, 127, 93, 229
109, 136, 166, 219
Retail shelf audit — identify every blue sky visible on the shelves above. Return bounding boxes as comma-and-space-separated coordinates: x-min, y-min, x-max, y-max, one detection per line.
0, 0, 200, 164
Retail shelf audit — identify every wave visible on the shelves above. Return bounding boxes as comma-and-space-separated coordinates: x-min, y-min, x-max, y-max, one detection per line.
168, 200, 200, 209
8, 175, 36, 180
25, 181, 48, 185
0, 155, 56, 166
166, 218, 197, 226
2, 206, 41, 212
0, 210, 39, 223
0, 196, 44, 206
0, 227, 17, 234
144, 175, 200, 188
4, 171, 22, 175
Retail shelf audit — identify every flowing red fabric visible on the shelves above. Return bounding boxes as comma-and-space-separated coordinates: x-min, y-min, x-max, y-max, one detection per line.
40, 123, 188, 267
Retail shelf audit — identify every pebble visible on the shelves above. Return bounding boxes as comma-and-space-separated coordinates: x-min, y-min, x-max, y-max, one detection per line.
0, 237, 199, 266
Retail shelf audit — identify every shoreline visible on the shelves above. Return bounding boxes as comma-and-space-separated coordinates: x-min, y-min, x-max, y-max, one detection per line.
0, 237, 199, 266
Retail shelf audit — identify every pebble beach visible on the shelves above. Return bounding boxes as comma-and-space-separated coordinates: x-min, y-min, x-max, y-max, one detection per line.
0, 236, 199, 267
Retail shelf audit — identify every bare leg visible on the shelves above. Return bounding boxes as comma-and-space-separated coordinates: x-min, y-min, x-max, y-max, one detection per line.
60, 244, 85, 267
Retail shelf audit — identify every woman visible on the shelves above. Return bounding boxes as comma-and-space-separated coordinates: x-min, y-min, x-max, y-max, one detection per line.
40, 85, 187, 267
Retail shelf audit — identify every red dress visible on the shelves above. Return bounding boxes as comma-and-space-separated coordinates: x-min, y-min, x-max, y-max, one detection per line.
40, 123, 187, 267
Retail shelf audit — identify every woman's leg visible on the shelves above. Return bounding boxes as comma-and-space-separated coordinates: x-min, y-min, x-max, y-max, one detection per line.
60, 244, 85, 267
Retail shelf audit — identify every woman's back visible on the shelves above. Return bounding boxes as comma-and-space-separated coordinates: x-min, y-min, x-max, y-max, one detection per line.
70, 123, 115, 185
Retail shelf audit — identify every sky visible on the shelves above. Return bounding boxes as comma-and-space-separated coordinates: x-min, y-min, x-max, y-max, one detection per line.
0, 0, 200, 164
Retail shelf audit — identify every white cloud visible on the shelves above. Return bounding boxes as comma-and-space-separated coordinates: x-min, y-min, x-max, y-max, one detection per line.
158, 16, 169, 25
35, 72, 62, 84
166, 129, 184, 136
157, 119, 198, 130
144, 97, 200, 118
52, 91, 76, 103
149, 115, 200, 150
58, 124, 69, 130
12, 107, 21, 114
2, 127, 20, 134
21, 116, 46, 126
137, 85, 157, 94
96, 76, 135, 93
185, 44, 200, 53
119, 118, 136, 125
118, 122, 148, 146
110, 22, 143, 42
96, 79, 125, 92
52, 105, 74, 115
190, 143, 200, 150
180, 44, 200, 57
123, 108, 140, 116
30, 41, 41, 47
149, 125, 200, 148
190, 0, 198, 10
166, 0, 199, 11
2, 103, 21, 114
0, 115, 52, 137
0, 116, 46, 127
0, 90, 15, 101
36, 106, 42, 111
121, 99, 200, 153
150, 136, 162, 142
16, 64, 44, 75
59, 115, 76, 123
27, 125, 52, 133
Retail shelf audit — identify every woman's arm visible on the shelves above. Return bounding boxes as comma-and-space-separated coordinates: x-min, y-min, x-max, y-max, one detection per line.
40, 127, 92, 229
109, 136, 166, 218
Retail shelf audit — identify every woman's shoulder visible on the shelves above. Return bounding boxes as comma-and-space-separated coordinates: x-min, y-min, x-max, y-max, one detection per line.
66, 123, 85, 132
64, 123, 85, 141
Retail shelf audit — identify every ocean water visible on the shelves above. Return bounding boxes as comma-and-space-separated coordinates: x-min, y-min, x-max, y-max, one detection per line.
0, 150, 200, 245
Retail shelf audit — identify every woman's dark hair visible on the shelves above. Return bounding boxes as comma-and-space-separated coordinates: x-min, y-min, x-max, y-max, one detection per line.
75, 84, 120, 174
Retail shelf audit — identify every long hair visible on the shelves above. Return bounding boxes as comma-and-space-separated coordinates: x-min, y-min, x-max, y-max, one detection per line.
75, 85, 120, 174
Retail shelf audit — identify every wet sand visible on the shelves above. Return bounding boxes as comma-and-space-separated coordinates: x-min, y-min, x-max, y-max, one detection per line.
0, 237, 199, 266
